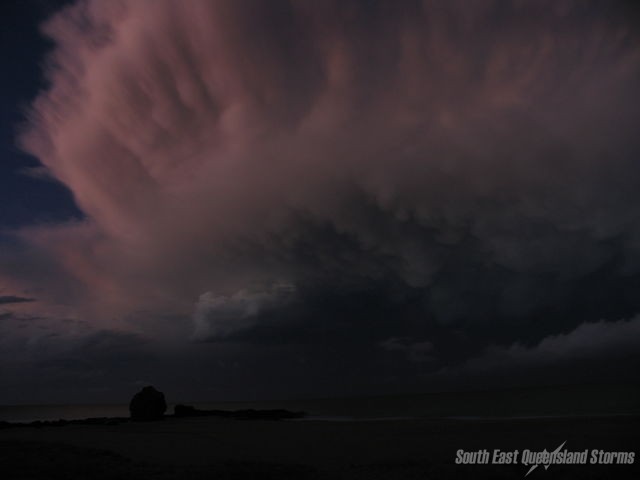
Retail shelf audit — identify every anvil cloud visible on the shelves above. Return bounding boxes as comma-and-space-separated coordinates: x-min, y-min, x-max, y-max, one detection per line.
2, 0, 640, 400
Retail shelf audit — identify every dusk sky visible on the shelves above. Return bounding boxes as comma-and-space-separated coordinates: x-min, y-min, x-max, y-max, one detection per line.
1, 0, 640, 404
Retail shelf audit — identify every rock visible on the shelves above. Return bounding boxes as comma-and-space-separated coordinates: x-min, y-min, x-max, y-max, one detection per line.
174, 404, 200, 417
233, 409, 306, 420
129, 386, 167, 421
172, 404, 305, 420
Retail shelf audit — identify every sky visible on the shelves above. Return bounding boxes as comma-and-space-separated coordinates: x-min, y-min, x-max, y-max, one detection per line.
1, 0, 640, 404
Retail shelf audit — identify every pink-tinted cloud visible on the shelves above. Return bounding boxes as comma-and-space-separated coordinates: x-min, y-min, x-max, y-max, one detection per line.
9, 0, 640, 347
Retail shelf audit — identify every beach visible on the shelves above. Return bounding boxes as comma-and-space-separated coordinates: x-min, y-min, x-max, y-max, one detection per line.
2, 414, 639, 479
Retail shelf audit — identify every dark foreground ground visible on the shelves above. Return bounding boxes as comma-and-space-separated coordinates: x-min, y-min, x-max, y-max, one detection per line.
1, 415, 638, 479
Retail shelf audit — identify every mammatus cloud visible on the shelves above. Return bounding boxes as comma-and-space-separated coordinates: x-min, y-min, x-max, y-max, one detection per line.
2, 0, 639, 396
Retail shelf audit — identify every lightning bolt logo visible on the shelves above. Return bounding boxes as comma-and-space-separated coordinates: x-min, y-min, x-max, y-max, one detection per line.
524, 441, 567, 477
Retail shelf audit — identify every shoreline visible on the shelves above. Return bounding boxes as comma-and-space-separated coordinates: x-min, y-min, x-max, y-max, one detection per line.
2, 410, 639, 428
2, 414, 639, 479
0, 407, 307, 429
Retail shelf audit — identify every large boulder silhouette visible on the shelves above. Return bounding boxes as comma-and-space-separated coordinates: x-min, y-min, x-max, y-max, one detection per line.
129, 386, 167, 421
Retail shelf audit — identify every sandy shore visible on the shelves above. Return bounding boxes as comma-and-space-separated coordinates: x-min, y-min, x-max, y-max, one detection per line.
1, 415, 639, 479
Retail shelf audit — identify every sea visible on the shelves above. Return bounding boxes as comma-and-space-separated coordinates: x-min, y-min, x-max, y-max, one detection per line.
1, 383, 638, 424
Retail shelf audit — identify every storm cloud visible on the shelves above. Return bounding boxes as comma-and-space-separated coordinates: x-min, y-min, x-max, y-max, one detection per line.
3, 0, 640, 399
0, 295, 34, 305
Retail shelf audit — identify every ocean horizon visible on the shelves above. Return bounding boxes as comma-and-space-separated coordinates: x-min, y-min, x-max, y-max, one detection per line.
2, 383, 638, 424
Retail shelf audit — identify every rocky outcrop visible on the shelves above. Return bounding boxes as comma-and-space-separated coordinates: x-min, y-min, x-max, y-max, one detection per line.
129, 386, 167, 421
173, 404, 305, 420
